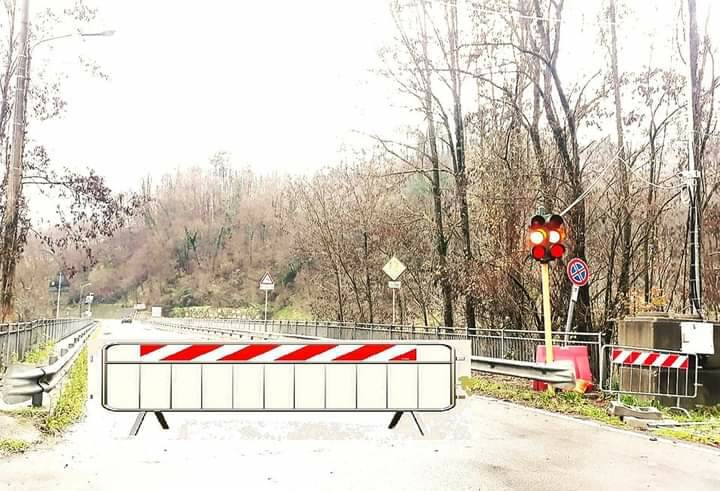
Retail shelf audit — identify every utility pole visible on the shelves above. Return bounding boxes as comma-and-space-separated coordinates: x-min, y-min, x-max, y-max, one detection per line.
685, 0, 703, 316
0, 0, 30, 321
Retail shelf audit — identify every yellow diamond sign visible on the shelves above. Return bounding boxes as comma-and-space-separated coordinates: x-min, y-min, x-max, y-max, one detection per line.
382, 256, 407, 281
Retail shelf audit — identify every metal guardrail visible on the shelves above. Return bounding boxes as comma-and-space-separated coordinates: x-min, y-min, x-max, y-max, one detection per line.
0, 318, 93, 376
146, 318, 602, 378
147, 318, 581, 386
471, 356, 576, 384
1, 321, 96, 407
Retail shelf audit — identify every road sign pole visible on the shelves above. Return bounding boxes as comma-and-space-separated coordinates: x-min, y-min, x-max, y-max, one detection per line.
564, 285, 579, 345
264, 290, 268, 323
541, 263, 554, 393
392, 289, 396, 325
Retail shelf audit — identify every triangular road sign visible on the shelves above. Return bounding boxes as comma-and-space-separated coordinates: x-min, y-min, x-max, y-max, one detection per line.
260, 272, 274, 285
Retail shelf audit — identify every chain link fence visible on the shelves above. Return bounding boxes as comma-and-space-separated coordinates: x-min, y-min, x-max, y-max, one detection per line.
0, 319, 93, 376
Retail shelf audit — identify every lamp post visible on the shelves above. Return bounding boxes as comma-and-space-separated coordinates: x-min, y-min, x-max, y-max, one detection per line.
0, 0, 114, 320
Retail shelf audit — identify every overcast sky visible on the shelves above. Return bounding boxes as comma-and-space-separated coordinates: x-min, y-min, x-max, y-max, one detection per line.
31, 0, 399, 193
27, 0, 715, 195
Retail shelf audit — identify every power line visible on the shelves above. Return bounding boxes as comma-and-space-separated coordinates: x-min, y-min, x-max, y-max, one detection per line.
619, 155, 684, 190
559, 150, 619, 217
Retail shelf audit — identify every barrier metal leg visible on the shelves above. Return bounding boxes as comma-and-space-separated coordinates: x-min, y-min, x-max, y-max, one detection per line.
388, 411, 425, 436
154, 411, 169, 429
388, 411, 403, 429
129, 412, 147, 436
129, 411, 169, 436
410, 411, 425, 436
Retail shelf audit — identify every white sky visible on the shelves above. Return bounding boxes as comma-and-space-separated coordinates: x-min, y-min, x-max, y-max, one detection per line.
31, 0, 399, 193
25, 0, 717, 195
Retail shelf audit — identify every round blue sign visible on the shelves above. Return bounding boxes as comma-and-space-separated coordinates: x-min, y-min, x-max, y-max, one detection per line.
567, 258, 590, 287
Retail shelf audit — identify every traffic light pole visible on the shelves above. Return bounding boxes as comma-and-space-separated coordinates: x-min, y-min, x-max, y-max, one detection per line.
541, 263, 555, 393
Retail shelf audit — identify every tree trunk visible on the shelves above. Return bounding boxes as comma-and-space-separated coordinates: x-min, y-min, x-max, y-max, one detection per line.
421, 6, 453, 327
363, 231, 374, 323
609, 0, 632, 316
447, 1, 476, 332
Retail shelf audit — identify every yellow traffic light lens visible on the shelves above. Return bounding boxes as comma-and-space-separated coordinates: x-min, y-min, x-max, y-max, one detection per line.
529, 230, 545, 245
548, 230, 561, 244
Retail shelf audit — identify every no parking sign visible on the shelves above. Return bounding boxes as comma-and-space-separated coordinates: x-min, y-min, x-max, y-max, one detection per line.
567, 258, 590, 288
564, 258, 589, 341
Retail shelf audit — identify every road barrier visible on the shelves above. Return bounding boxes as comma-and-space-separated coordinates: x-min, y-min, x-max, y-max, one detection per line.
471, 356, 576, 386
600, 345, 699, 403
0, 318, 93, 376
103, 341, 456, 435
1, 321, 96, 406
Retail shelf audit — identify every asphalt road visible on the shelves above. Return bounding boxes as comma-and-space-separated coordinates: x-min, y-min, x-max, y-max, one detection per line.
1, 319, 718, 491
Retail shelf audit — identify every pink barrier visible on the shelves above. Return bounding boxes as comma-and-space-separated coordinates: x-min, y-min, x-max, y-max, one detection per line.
532, 345, 593, 392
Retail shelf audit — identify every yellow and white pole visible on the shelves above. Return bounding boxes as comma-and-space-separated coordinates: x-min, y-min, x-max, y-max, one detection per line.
541, 262, 554, 394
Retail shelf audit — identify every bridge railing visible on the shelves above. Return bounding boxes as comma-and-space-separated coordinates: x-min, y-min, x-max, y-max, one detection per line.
146, 318, 603, 380
0, 319, 93, 376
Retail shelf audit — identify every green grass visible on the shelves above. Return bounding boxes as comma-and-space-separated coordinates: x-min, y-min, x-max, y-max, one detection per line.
43, 347, 88, 435
90, 303, 127, 319
655, 427, 720, 446
0, 438, 30, 454
462, 375, 720, 447
462, 375, 624, 427
168, 305, 261, 318
0, 348, 89, 455
9, 407, 49, 425
273, 305, 311, 320
23, 341, 55, 365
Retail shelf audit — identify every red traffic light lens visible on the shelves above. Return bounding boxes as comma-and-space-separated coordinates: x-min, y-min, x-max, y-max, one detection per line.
549, 243, 565, 259
531, 245, 546, 260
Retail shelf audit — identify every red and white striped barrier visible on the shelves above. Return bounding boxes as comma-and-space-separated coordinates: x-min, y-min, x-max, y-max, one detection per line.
601, 345, 698, 399
610, 348, 689, 370
102, 341, 455, 412
134, 343, 417, 363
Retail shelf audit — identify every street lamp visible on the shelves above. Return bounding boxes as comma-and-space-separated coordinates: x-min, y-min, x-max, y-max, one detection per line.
79, 283, 91, 318
31, 29, 116, 52
27, 29, 115, 87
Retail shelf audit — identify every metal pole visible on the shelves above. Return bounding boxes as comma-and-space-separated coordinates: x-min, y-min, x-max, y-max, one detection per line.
564, 285, 579, 344
685, 0, 702, 316
264, 290, 268, 322
56, 272, 62, 319
392, 289, 396, 325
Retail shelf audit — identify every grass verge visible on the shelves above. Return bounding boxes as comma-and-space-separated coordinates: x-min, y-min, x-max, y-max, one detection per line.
461, 374, 720, 447
0, 438, 30, 454
0, 347, 89, 456
23, 341, 56, 365
461, 375, 623, 427
43, 347, 88, 435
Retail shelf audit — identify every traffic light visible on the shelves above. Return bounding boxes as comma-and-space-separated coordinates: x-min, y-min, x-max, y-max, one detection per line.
527, 214, 566, 262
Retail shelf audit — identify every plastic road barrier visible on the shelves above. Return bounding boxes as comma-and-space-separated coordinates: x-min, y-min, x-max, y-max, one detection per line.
102, 342, 455, 413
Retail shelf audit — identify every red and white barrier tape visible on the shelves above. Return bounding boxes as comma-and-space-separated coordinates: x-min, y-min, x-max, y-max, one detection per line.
611, 349, 689, 370
138, 343, 417, 362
